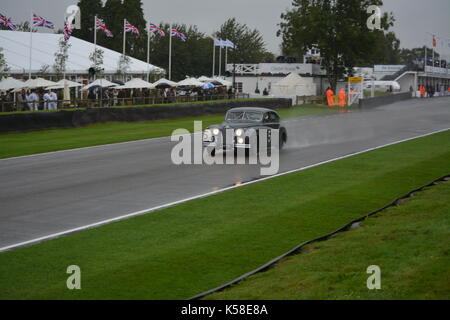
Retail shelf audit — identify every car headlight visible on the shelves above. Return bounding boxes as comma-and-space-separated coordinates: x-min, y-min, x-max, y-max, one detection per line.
237, 137, 244, 144
212, 128, 220, 136
235, 128, 244, 137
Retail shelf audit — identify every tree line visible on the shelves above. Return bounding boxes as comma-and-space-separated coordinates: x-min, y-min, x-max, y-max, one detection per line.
0, 0, 438, 85
71, 0, 272, 81
278, 0, 440, 91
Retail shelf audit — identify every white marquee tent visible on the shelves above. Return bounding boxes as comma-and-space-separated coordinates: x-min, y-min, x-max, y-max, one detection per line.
81, 78, 118, 91
271, 73, 317, 98
152, 78, 177, 88
177, 78, 204, 87
212, 77, 232, 87
0, 77, 24, 91
198, 76, 215, 82
0, 30, 165, 76
46, 79, 83, 90
115, 78, 153, 89
14, 77, 58, 91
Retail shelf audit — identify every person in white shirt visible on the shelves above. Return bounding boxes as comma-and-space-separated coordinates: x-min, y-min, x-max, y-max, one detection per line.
44, 89, 58, 110
43, 90, 51, 110
27, 90, 39, 111
49, 90, 58, 110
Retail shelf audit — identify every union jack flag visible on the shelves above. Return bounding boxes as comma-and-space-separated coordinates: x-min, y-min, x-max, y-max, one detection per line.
0, 13, 17, 31
149, 23, 165, 37
171, 28, 187, 41
95, 17, 113, 37
63, 19, 73, 41
32, 14, 54, 29
124, 19, 139, 35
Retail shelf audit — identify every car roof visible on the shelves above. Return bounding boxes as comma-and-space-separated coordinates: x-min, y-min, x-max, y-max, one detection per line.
227, 107, 277, 113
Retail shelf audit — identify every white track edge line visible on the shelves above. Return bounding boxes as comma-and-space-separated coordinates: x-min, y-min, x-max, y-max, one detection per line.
0, 127, 449, 252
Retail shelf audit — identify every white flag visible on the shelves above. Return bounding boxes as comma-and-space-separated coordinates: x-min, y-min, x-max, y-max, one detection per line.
225, 39, 236, 49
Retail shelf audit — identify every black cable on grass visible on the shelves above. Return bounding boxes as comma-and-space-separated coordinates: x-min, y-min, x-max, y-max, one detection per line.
189, 174, 450, 300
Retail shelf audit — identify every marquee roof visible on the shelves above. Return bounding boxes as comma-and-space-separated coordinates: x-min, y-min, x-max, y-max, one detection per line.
0, 30, 164, 75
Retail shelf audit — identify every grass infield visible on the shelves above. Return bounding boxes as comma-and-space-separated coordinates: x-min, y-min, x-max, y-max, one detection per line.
0, 105, 336, 159
207, 180, 450, 300
0, 130, 448, 299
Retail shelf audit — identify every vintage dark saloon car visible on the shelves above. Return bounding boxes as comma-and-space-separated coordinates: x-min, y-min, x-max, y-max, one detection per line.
203, 107, 287, 155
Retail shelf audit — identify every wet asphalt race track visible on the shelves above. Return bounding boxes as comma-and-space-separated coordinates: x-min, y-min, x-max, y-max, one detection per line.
0, 97, 449, 249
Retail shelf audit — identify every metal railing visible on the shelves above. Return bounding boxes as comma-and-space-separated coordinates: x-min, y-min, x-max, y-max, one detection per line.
0, 93, 251, 113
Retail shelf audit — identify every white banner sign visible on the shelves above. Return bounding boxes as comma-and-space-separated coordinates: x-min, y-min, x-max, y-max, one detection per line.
425, 66, 449, 74
259, 63, 313, 75
374, 65, 405, 72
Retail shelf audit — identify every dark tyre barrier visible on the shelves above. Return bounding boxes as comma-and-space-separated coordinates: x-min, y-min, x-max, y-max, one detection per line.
189, 174, 450, 300
0, 98, 292, 133
359, 92, 412, 109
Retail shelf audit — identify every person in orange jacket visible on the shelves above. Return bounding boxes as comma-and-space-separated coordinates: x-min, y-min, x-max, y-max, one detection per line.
339, 88, 346, 107
419, 85, 425, 98
325, 87, 334, 106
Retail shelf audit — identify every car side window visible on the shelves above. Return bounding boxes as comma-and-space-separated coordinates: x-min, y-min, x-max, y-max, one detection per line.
268, 112, 279, 122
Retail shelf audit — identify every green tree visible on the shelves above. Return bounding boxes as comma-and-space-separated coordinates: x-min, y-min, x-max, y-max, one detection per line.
0, 48, 10, 79
116, 54, 130, 78
356, 31, 401, 66
399, 47, 438, 65
72, 0, 103, 43
53, 37, 71, 79
214, 18, 270, 67
89, 48, 105, 76
279, 0, 395, 91
149, 23, 213, 81
122, 0, 148, 60
101, 0, 125, 53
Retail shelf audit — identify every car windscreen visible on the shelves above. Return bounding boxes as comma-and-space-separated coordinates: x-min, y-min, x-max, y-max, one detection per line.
226, 111, 263, 122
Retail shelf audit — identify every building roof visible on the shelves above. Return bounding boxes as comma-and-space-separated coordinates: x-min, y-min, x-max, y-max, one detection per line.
0, 30, 164, 75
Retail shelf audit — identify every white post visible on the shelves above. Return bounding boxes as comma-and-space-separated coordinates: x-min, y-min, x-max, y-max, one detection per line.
94, 15, 97, 49
225, 46, 228, 75
147, 25, 151, 82
93, 16, 97, 80
169, 23, 172, 80
28, 11, 33, 79
218, 42, 222, 77
432, 36, 435, 74
371, 77, 375, 98
212, 39, 215, 77
122, 19, 126, 56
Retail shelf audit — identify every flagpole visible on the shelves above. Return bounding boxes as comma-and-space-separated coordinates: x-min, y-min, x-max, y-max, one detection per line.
123, 19, 126, 56
225, 46, 228, 75
28, 11, 33, 79
212, 38, 215, 77
94, 15, 97, 49
218, 42, 222, 77
169, 23, 172, 80
147, 25, 151, 82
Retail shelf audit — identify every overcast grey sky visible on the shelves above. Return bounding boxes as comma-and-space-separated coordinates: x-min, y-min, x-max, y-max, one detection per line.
2, 0, 450, 57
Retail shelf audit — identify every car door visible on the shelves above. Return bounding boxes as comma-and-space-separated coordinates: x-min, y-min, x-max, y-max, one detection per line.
263, 112, 280, 130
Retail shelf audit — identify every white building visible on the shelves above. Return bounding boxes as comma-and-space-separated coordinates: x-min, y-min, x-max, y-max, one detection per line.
0, 30, 164, 83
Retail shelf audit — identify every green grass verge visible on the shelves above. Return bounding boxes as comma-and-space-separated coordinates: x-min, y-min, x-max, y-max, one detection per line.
0, 130, 449, 299
0, 105, 336, 159
207, 181, 450, 300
